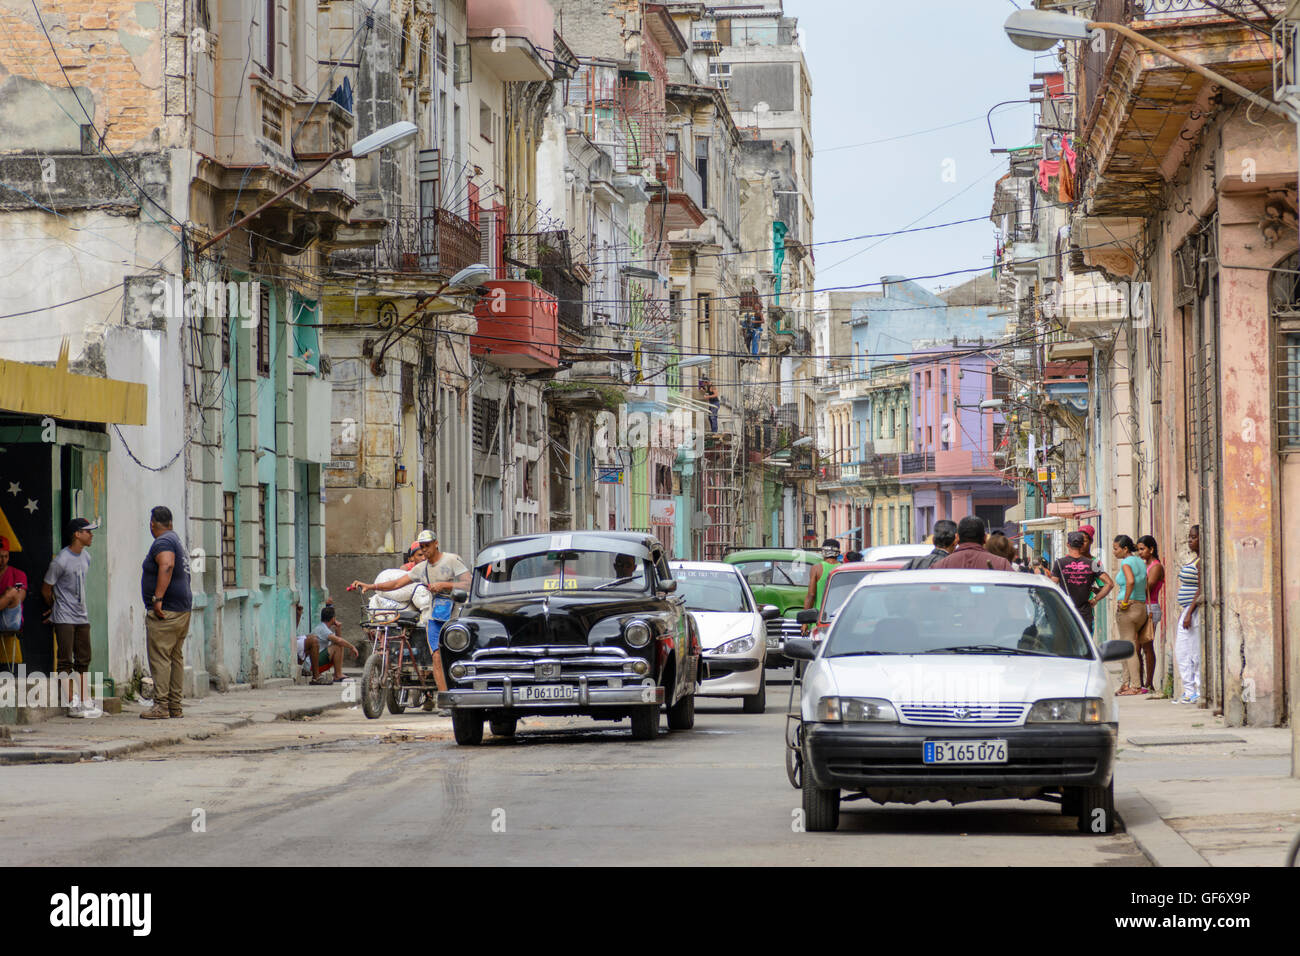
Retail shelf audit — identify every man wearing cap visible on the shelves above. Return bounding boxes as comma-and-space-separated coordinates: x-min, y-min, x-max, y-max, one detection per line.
139, 506, 193, 719
0, 536, 27, 671
42, 518, 98, 716
350, 530, 470, 613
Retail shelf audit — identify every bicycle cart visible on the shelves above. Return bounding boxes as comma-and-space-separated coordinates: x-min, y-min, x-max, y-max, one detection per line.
358, 594, 458, 719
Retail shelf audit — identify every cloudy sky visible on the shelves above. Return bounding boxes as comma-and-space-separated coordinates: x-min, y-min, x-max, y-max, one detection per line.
799, 0, 1047, 296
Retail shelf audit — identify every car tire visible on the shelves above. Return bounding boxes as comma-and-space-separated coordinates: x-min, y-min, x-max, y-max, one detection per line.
451, 710, 484, 746
1060, 787, 1081, 818
742, 668, 766, 714
360, 654, 385, 720
667, 689, 695, 730
802, 776, 840, 832
1073, 780, 1116, 834
489, 716, 517, 738
630, 704, 660, 740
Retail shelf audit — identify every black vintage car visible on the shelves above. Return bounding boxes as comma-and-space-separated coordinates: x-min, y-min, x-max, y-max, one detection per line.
435, 531, 701, 744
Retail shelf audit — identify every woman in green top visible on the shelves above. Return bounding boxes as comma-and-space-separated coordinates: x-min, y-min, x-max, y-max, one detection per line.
1111, 534, 1149, 695
804, 538, 842, 615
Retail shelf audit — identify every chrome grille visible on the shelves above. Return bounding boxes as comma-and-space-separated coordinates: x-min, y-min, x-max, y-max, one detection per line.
897, 703, 1029, 726
458, 645, 638, 686
765, 617, 802, 646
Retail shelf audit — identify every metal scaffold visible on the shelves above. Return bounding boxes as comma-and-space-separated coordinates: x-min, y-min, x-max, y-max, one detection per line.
701, 427, 741, 561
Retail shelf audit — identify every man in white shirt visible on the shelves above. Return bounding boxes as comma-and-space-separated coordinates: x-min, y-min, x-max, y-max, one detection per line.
350, 529, 470, 615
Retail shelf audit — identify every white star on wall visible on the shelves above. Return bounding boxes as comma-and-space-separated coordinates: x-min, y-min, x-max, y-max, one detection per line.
23, 498, 37, 514
6, 482, 18, 496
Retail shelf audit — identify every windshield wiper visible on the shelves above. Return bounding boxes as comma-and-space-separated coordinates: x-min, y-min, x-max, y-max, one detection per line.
591, 576, 637, 591
825, 650, 889, 657
923, 644, 1052, 656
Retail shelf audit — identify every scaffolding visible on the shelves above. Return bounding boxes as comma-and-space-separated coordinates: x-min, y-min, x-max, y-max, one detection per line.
701, 427, 742, 561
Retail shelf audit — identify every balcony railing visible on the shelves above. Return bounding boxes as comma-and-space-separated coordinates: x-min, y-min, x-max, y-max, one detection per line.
900, 452, 936, 475
333, 204, 481, 277
1082, 0, 1135, 127
663, 151, 704, 212
504, 228, 588, 331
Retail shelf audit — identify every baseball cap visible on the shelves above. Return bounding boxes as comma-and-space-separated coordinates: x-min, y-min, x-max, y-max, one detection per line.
416, 529, 437, 544
1078, 524, 1096, 539
68, 518, 99, 538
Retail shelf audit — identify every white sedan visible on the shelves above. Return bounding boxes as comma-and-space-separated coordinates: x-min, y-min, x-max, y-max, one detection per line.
784, 569, 1134, 833
670, 561, 777, 714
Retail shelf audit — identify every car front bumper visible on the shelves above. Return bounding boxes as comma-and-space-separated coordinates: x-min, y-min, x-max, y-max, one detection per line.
802, 722, 1116, 792
699, 654, 762, 698
437, 682, 664, 710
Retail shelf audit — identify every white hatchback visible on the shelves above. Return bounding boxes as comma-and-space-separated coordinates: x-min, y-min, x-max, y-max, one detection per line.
784, 569, 1134, 833
671, 561, 777, 713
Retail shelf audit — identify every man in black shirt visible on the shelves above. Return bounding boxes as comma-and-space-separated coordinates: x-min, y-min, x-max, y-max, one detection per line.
905, 520, 958, 570
140, 506, 193, 719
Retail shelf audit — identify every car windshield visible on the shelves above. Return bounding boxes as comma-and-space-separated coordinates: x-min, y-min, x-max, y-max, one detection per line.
825, 582, 1092, 659
820, 570, 875, 620
733, 559, 810, 588
474, 549, 649, 597
674, 569, 749, 613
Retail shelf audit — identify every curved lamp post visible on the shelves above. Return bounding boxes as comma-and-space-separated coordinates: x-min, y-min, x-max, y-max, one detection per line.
195, 120, 420, 255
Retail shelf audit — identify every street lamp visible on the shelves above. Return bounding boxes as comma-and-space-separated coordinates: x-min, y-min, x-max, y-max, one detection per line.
195, 120, 420, 255
1002, 10, 1293, 120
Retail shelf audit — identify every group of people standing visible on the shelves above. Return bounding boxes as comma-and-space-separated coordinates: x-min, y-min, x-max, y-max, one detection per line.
1048, 523, 1202, 704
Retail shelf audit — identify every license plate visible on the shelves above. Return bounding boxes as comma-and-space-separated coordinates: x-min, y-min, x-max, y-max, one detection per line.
518, 684, 577, 702
766, 636, 780, 648
923, 739, 1008, 764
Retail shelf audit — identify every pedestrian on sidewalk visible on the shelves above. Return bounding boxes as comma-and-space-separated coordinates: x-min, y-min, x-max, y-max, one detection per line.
140, 506, 192, 720
42, 518, 98, 716
1111, 534, 1149, 696
934, 517, 1014, 571
1050, 531, 1114, 632
1136, 535, 1165, 696
299, 606, 357, 684
0, 536, 27, 672
1175, 524, 1203, 704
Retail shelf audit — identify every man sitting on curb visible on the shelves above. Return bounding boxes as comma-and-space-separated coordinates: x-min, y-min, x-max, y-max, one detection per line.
298, 606, 357, 684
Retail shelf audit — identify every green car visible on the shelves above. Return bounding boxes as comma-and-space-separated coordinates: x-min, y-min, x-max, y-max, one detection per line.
723, 549, 823, 667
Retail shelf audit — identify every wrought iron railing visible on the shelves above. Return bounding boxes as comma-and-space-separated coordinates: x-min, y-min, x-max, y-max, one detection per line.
900, 452, 935, 475
333, 204, 480, 277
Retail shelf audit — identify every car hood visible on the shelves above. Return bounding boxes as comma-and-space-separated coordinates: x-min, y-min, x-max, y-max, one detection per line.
690, 612, 759, 651
810, 654, 1096, 708
464, 593, 670, 646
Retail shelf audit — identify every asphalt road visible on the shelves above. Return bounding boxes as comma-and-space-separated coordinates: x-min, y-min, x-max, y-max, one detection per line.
0, 674, 1148, 866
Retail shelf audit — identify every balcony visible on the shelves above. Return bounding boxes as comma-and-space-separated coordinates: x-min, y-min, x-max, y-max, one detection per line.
505, 229, 589, 333
467, 0, 554, 81
656, 151, 706, 232
472, 280, 559, 370
332, 205, 481, 278
1079, 0, 1280, 217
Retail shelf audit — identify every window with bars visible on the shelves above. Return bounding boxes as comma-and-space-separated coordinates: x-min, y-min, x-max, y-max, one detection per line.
1271, 253, 1300, 451
257, 284, 271, 376
258, 484, 270, 576
474, 398, 500, 452
222, 492, 237, 587
436, 31, 447, 74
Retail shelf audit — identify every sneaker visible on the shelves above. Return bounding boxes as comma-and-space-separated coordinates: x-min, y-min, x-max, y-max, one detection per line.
81, 699, 103, 718
66, 703, 85, 718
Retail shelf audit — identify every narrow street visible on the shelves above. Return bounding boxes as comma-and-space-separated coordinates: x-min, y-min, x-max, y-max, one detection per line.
0, 676, 1145, 867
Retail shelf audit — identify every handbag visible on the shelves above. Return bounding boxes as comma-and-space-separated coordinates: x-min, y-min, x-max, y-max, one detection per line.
0, 604, 20, 632
1145, 602, 1161, 626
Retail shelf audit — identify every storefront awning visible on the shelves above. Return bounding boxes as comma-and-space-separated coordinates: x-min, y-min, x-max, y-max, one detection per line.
0, 340, 147, 426
1017, 517, 1066, 531
1004, 502, 1026, 523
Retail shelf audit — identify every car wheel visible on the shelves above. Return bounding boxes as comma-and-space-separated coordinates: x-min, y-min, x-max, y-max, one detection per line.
360, 654, 385, 720
801, 776, 840, 832
1073, 780, 1116, 834
451, 710, 484, 746
667, 688, 695, 730
489, 716, 517, 738
742, 668, 766, 714
1060, 787, 1081, 818
630, 704, 660, 740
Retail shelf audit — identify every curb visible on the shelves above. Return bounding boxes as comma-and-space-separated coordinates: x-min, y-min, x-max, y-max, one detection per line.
0, 699, 351, 765
1116, 788, 1209, 867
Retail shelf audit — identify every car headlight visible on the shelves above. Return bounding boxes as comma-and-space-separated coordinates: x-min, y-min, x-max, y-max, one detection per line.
441, 624, 472, 653
713, 634, 757, 655
1026, 698, 1104, 723
815, 696, 897, 723
624, 658, 650, 675
624, 620, 652, 648
448, 662, 473, 679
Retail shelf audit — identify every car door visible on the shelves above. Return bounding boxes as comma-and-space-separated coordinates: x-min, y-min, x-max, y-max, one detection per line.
653, 549, 695, 702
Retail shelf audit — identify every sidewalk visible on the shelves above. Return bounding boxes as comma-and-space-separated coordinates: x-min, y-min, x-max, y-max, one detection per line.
0, 676, 358, 765
1114, 694, 1300, 867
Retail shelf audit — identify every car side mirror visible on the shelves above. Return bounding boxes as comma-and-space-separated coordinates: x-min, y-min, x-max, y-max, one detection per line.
795, 608, 819, 624
657, 579, 677, 593
783, 638, 817, 661
760, 604, 780, 620
1100, 639, 1134, 662
451, 588, 469, 604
